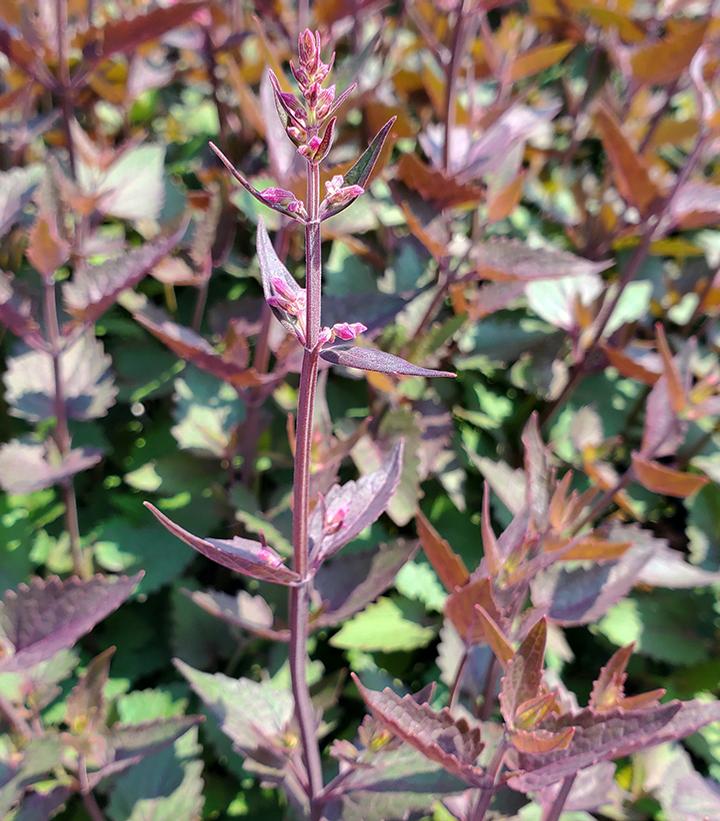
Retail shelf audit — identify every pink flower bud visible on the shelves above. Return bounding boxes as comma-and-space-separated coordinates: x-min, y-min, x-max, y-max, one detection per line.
257, 545, 283, 568
317, 326, 334, 346
261, 187, 307, 219
331, 321, 367, 341
324, 500, 349, 534
298, 28, 320, 72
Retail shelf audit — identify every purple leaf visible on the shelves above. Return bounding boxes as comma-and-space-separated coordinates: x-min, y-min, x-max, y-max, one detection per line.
352, 676, 489, 787
521, 413, 550, 529
210, 142, 306, 222
0, 166, 41, 237
257, 218, 306, 338
0, 440, 101, 494
144, 502, 302, 585
499, 618, 547, 725
131, 301, 277, 389
510, 699, 720, 791
471, 239, 612, 282
655, 745, 720, 821
310, 441, 405, 565
63, 222, 187, 323
14, 785, 73, 819
530, 541, 654, 626
314, 540, 418, 626
537, 761, 622, 813
108, 715, 203, 762
0, 574, 142, 673
185, 588, 289, 641
641, 374, 687, 457
0, 272, 45, 351
320, 346, 455, 378
322, 117, 396, 220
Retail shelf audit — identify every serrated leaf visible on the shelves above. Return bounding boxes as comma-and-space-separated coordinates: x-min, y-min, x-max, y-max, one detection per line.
64, 224, 186, 323
510, 699, 720, 791
176, 660, 293, 766
0, 440, 101, 494
186, 588, 287, 641
0, 272, 44, 350
330, 597, 435, 652
353, 675, 488, 787
4, 333, 117, 422
0, 574, 141, 672
171, 366, 245, 458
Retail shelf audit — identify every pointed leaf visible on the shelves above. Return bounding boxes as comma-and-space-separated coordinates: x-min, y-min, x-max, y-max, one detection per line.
320, 345, 455, 378
66, 647, 115, 733
352, 675, 488, 787
594, 102, 660, 213
186, 589, 288, 641
108, 715, 203, 762
416, 511, 470, 592
589, 644, 634, 711
64, 224, 187, 323
510, 727, 575, 754
131, 301, 273, 389
176, 659, 293, 764
481, 484, 502, 576
500, 618, 547, 724
510, 699, 720, 791
632, 454, 708, 498
445, 577, 500, 645
0, 574, 142, 672
144, 503, 301, 585
210, 143, 305, 222
522, 412, 550, 529
473, 605, 514, 668
314, 540, 418, 627
0, 272, 44, 350
471, 240, 611, 282
310, 442, 405, 565
322, 117, 396, 219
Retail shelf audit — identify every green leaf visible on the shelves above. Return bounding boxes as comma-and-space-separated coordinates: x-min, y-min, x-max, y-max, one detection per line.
95, 518, 195, 596
330, 596, 436, 652
595, 592, 714, 666
109, 688, 203, 821
395, 560, 447, 613
172, 366, 245, 458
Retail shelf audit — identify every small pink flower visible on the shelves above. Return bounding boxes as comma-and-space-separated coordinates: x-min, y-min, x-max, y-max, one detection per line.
317, 326, 334, 346
320, 176, 364, 214
257, 545, 283, 568
331, 322, 367, 341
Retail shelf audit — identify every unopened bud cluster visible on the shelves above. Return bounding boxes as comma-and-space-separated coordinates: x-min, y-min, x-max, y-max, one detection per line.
266, 275, 366, 350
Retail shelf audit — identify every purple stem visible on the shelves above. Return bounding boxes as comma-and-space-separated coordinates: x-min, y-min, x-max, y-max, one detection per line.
56, 0, 76, 179
288, 157, 324, 812
542, 774, 576, 821
469, 738, 508, 821
79, 755, 106, 821
448, 649, 468, 711
43, 281, 88, 579
443, 0, 469, 174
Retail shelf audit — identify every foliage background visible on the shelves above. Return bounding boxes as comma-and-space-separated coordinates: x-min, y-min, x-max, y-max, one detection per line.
1, 0, 720, 818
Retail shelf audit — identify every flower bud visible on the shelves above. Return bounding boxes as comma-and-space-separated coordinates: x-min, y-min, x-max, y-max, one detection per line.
331, 321, 367, 341
324, 499, 350, 534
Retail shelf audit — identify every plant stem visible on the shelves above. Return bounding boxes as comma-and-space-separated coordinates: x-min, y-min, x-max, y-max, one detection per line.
443, 0, 468, 174
542, 773, 576, 821
56, 0, 76, 179
448, 649, 468, 711
43, 281, 89, 579
469, 739, 508, 821
79, 755, 106, 821
288, 158, 324, 814
479, 655, 499, 720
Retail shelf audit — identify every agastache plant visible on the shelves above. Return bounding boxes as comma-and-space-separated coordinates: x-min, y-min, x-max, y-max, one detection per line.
148, 29, 454, 817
